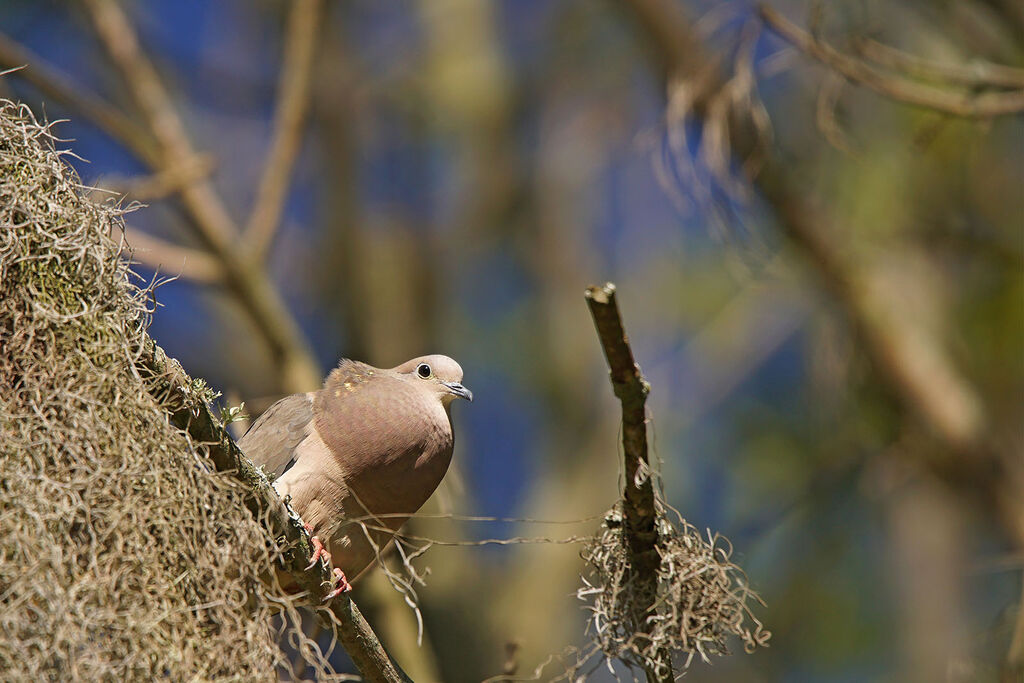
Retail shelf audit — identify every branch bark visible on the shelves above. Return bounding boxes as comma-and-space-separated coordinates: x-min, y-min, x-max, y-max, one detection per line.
137, 337, 412, 683
585, 283, 672, 683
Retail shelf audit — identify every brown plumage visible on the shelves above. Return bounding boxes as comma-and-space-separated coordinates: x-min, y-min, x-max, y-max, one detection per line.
239, 354, 471, 594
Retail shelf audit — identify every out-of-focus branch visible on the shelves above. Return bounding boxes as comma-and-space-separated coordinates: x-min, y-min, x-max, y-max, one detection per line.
613, 0, 1000, 469
584, 283, 672, 683
81, 0, 320, 393
0, 32, 160, 165
615, 0, 721, 105
127, 228, 223, 284
1006, 573, 1024, 682
244, 0, 322, 261
108, 154, 216, 201
137, 337, 412, 683
1006, 572, 1024, 682
854, 37, 1024, 90
613, 2, 1024, 669
759, 4, 1024, 118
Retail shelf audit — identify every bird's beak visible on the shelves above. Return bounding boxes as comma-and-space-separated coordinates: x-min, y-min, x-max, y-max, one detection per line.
443, 382, 473, 402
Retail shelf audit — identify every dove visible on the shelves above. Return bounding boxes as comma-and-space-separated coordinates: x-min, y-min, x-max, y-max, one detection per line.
239, 354, 472, 598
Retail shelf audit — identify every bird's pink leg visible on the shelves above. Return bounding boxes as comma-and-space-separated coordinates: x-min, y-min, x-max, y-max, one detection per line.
324, 568, 353, 600
302, 524, 352, 599
304, 523, 330, 571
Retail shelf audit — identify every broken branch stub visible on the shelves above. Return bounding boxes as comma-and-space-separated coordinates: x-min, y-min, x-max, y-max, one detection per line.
582, 283, 770, 679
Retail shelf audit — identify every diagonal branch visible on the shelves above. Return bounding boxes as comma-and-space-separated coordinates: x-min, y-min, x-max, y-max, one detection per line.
758, 4, 1024, 118
109, 153, 216, 201
0, 32, 160, 165
853, 37, 1024, 90
82, 0, 320, 393
126, 228, 223, 284
612, 2, 1024, 669
137, 337, 412, 683
612, 0, 998, 473
244, 0, 323, 261
585, 283, 672, 683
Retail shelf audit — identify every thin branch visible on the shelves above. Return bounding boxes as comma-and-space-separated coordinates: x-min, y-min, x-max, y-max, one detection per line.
126, 228, 223, 284
613, 0, 1024, 568
758, 4, 1024, 118
613, 0, 1001, 461
816, 71, 855, 154
584, 283, 672, 683
854, 37, 1024, 90
81, 0, 321, 393
108, 153, 216, 201
244, 0, 322, 261
137, 337, 412, 683
0, 31, 160, 165
1004, 572, 1024, 683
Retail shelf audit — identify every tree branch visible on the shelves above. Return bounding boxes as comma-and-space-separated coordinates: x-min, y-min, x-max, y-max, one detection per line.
244, 0, 322, 261
109, 153, 216, 201
759, 4, 1024, 118
126, 228, 223, 284
0, 31, 160, 165
82, 0, 321, 393
585, 283, 672, 683
1005, 572, 1024, 683
853, 36, 1024, 90
612, 0, 1002, 477
137, 337, 412, 683
612, 0, 1024, 670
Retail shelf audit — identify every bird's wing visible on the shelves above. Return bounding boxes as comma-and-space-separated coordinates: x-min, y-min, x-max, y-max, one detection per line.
238, 392, 315, 479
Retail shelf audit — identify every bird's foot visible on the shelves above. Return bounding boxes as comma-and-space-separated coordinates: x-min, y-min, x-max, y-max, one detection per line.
324, 568, 352, 601
302, 523, 351, 599
303, 523, 330, 571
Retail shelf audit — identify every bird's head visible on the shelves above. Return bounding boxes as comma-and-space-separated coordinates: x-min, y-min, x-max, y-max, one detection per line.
394, 354, 473, 407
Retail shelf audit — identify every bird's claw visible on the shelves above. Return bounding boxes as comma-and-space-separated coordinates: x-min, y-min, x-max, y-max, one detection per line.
303, 522, 332, 571
323, 567, 352, 601
303, 523, 351, 599
305, 534, 330, 571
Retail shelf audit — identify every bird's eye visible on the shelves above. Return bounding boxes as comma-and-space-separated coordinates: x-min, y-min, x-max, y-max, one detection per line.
416, 363, 432, 379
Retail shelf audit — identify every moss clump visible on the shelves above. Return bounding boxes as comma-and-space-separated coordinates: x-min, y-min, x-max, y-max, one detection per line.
578, 503, 770, 675
0, 100, 328, 680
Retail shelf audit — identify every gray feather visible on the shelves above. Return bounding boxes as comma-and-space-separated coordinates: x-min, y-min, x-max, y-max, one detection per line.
238, 393, 314, 478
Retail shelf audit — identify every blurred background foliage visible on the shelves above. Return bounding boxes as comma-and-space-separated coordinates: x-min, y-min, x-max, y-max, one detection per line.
1, 0, 1022, 680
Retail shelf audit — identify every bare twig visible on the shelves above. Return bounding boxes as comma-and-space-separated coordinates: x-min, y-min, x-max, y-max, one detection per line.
126, 228, 223, 283
137, 337, 412, 683
108, 154, 216, 201
613, 0, 1024, 670
816, 71, 854, 154
613, 0, 1001, 475
244, 0, 322, 261
82, 0, 321, 393
584, 283, 672, 683
854, 37, 1024, 90
759, 4, 1024, 118
0, 31, 160, 164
